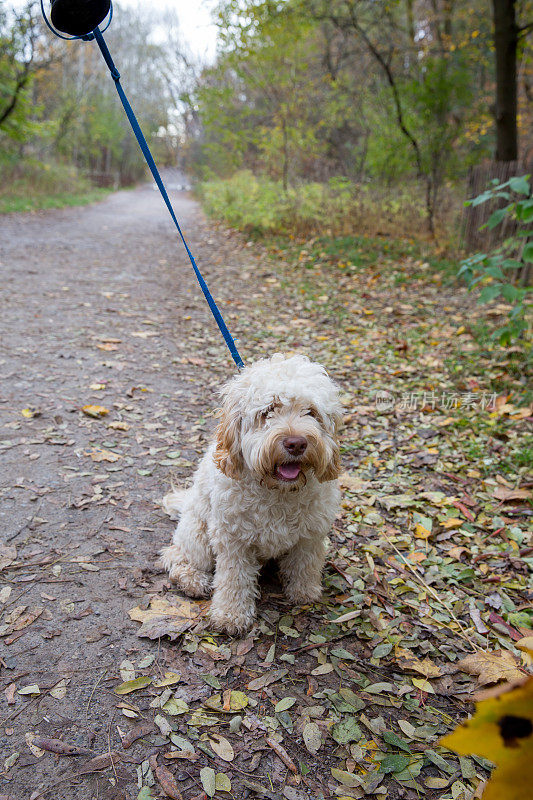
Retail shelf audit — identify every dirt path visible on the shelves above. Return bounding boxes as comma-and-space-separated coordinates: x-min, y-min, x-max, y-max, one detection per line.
0, 176, 257, 799
1, 178, 529, 800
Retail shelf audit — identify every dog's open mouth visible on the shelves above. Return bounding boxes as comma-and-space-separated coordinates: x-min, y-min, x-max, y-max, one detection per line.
275, 462, 302, 482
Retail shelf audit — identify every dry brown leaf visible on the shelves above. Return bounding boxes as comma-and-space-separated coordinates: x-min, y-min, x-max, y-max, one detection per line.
338, 472, 368, 492
87, 448, 122, 463
492, 486, 531, 502
129, 595, 208, 640
458, 650, 524, 686
149, 756, 184, 799
208, 733, 234, 762
0, 544, 17, 571
108, 421, 130, 431
397, 651, 442, 678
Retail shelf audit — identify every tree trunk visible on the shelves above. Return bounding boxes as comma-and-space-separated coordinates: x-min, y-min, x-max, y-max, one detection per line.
492, 0, 518, 161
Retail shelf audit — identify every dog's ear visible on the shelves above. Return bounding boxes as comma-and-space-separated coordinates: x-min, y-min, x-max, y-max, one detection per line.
317, 437, 341, 483
213, 404, 243, 480
317, 410, 342, 483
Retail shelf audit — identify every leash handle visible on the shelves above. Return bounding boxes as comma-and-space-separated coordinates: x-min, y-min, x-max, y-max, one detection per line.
92, 27, 245, 370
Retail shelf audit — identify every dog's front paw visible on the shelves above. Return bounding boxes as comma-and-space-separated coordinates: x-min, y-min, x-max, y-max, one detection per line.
285, 583, 323, 605
208, 605, 255, 637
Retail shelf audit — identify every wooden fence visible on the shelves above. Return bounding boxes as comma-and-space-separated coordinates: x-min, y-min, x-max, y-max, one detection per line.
462, 159, 533, 251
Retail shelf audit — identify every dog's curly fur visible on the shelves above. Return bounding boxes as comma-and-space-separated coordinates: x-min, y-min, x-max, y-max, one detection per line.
160, 353, 342, 635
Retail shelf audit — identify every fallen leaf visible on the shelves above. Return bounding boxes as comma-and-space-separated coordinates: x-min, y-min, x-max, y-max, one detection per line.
247, 670, 287, 691
119, 659, 136, 681
200, 766, 216, 798
302, 722, 322, 754
30, 736, 92, 756
331, 767, 361, 788
87, 448, 122, 462
5, 683, 16, 704
0, 545, 17, 571
108, 420, 130, 431
18, 684, 40, 696
208, 733, 234, 761
153, 672, 181, 688
114, 676, 153, 695
149, 756, 183, 799
49, 679, 69, 700
129, 595, 208, 640
82, 405, 109, 418
440, 671, 533, 800
120, 722, 155, 748
25, 733, 45, 758
492, 486, 531, 502
458, 651, 524, 686
215, 773, 231, 792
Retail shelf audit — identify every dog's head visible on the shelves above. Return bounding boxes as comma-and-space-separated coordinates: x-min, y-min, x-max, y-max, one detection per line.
213, 354, 342, 490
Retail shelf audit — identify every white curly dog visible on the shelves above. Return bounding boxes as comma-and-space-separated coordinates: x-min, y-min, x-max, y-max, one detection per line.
160, 353, 342, 635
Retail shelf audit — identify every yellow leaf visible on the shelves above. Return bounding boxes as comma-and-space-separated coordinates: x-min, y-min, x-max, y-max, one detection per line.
82, 405, 109, 418
412, 677, 435, 694
153, 671, 181, 688
114, 676, 153, 694
441, 518, 463, 529
414, 522, 432, 539
440, 673, 533, 800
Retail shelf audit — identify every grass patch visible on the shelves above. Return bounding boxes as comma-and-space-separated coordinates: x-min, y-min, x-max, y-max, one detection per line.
0, 157, 112, 214
198, 170, 442, 241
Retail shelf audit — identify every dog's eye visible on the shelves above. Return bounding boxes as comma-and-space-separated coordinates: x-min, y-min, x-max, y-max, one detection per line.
259, 405, 275, 422
305, 408, 319, 419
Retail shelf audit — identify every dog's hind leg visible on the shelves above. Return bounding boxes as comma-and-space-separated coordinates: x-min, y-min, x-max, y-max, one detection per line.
160, 508, 214, 598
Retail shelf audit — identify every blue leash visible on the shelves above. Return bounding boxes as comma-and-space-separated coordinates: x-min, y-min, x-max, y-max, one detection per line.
41, 5, 244, 369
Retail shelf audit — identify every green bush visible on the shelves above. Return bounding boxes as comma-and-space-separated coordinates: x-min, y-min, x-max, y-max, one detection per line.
0, 156, 108, 213
198, 171, 428, 239
459, 176, 532, 345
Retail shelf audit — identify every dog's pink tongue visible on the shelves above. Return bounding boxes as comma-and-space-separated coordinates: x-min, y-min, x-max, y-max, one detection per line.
277, 463, 301, 480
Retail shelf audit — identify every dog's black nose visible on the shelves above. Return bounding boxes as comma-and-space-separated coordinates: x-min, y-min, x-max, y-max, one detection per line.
283, 436, 307, 456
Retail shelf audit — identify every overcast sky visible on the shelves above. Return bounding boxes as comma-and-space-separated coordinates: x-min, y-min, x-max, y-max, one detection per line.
20, 0, 219, 60
119, 0, 219, 59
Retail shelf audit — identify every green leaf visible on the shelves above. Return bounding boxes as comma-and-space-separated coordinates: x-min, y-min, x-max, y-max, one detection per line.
201, 674, 221, 690
509, 175, 530, 195
331, 767, 362, 788
114, 676, 152, 695
478, 284, 501, 304
501, 284, 521, 302
487, 206, 510, 229
275, 696, 296, 712
380, 753, 411, 774
372, 642, 393, 659
332, 716, 362, 744
200, 766, 216, 797
338, 687, 365, 711
162, 698, 189, 715
363, 682, 395, 694
516, 199, 533, 222
523, 242, 533, 263
382, 731, 412, 753
137, 788, 155, 800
